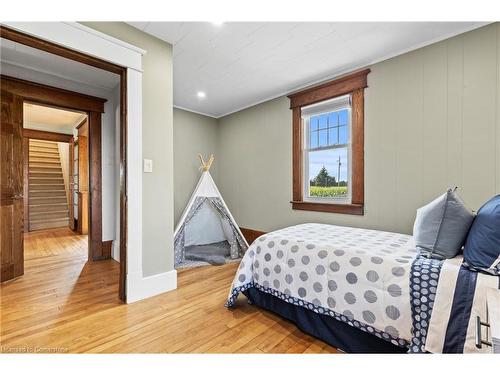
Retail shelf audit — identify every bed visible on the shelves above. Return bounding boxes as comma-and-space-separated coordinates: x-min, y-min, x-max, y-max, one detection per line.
226, 223, 500, 353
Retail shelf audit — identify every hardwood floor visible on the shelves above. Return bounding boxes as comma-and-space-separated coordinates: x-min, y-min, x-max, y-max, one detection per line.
0, 228, 337, 353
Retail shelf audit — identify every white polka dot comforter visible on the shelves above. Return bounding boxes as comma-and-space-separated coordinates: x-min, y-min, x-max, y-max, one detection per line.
227, 223, 419, 346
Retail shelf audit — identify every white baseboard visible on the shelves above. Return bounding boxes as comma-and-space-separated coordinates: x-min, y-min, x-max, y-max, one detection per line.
112, 241, 120, 262
126, 269, 177, 304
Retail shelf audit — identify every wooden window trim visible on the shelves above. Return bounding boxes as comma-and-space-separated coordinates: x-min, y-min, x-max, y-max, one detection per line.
287, 69, 370, 215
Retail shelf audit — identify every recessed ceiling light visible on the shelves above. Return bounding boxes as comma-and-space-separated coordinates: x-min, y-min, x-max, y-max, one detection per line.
211, 21, 224, 26
197, 91, 206, 99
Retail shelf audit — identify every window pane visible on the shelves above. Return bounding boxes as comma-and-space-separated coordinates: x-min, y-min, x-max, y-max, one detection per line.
328, 112, 338, 127
308, 148, 348, 199
310, 130, 318, 148
318, 114, 328, 130
328, 127, 338, 145
338, 109, 348, 125
339, 124, 348, 145
310, 116, 319, 131
318, 129, 328, 147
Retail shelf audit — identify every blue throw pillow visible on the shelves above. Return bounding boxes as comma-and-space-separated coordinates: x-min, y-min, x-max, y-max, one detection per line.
413, 188, 475, 260
464, 195, 500, 275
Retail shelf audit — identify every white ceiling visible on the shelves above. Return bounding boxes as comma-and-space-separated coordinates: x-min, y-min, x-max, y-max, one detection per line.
24, 103, 86, 134
129, 22, 488, 118
0, 38, 120, 93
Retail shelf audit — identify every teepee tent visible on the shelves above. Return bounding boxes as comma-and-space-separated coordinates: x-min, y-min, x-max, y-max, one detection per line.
174, 154, 248, 267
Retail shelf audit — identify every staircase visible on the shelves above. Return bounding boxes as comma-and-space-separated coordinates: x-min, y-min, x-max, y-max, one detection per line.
28, 139, 69, 231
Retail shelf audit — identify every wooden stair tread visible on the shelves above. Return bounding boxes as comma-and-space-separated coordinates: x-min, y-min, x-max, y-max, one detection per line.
29, 155, 60, 160
30, 215, 69, 220
29, 164, 63, 168
31, 217, 67, 221
30, 190, 66, 195
29, 172, 64, 176
29, 203, 68, 207
29, 146, 59, 152
29, 185, 65, 189
29, 179, 65, 184
29, 181, 64, 189
29, 140, 59, 145
29, 159, 61, 164
30, 214, 69, 220
29, 148, 59, 153
30, 192, 66, 196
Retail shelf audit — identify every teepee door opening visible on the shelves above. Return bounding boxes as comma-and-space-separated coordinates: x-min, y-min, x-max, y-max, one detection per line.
174, 154, 248, 268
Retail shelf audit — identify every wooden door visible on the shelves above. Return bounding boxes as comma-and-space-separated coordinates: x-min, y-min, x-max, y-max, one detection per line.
1, 90, 24, 282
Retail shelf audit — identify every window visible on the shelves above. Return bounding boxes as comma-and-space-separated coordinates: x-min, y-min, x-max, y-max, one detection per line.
288, 69, 369, 215
303, 96, 351, 203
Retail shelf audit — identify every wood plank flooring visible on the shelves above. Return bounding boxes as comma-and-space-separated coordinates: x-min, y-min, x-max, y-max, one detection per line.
0, 228, 337, 353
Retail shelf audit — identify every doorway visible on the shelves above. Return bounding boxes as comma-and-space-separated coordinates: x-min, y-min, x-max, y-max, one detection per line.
22, 103, 91, 262
0, 26, 128, 301
23, 103, 88, 234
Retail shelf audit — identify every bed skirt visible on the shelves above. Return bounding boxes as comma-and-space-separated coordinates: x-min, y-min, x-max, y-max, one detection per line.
243, 287, 407, 354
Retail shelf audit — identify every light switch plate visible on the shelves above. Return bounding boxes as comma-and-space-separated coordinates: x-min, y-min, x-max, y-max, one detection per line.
143, 159, 153, 173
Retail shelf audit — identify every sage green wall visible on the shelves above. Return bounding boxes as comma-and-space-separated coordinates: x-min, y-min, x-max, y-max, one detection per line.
82, 22, 174, 276
173, 108, 219, 225
217, 23, 500, 236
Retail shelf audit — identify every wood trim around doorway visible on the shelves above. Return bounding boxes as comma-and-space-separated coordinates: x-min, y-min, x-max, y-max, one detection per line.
23, 128, 73, 143
0, 75, 106, 113
1, 25, 128, 302
0, 26, 125, 75
5, 76, 105, 258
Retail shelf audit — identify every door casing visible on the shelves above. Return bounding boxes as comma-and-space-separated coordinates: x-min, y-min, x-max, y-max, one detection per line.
1, 25, 128, 302
2, 75, 108, 260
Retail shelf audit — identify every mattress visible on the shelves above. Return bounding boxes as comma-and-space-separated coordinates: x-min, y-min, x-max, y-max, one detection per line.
227, 223, 418, 347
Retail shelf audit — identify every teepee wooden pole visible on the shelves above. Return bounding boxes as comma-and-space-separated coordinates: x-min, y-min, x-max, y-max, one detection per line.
206, 154, 214, 171
198, 153, 214, 172
198, 153, 206, 169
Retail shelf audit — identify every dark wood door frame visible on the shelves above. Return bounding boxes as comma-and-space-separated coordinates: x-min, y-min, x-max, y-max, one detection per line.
23, 128, 73, 143
3, 75, 106, 260
1, 25, 128, 302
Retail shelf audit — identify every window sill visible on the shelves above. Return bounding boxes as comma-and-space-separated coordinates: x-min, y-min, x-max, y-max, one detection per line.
290, 201, 364, 215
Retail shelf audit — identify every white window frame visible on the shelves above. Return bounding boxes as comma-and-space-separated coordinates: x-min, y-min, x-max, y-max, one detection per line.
301, 95, 352, 204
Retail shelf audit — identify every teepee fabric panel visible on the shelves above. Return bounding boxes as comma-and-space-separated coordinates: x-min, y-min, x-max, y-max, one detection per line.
184, 202, 226, 246
174, 196, 206, 265
209, 197, 247, 259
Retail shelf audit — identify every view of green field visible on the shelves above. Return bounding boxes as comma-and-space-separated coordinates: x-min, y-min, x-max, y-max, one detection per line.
309, 185, 348, 197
